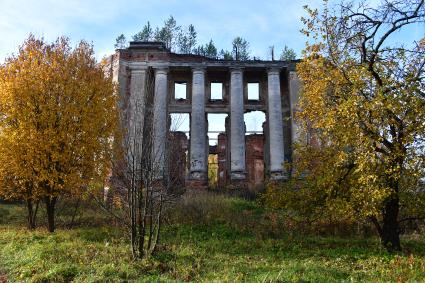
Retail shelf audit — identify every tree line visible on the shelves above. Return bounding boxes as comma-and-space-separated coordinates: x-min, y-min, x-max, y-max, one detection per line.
114, 16, 297, 61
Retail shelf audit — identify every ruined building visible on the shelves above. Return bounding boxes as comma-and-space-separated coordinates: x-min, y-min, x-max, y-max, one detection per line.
109, 42, 301, 189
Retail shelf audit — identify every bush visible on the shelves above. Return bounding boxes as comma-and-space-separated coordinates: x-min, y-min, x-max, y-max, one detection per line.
261, 181, 378, 237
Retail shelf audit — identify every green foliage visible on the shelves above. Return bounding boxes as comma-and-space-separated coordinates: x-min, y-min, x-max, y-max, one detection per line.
194, 39, 218, 59
232, 36, 250, 60
154, 15, 180, 51
280, 45, 297, 60
114, 34, 127, 49
132, 21, 153, 42
177, 24, 197, 54
122, 16, 252, 59
219, 49, 233, 60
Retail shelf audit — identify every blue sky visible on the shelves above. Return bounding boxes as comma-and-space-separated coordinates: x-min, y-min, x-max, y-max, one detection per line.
0, 0, 320, 144
1, 0, 422, 144
1, 0, 422, 61
0, 0, 321, 62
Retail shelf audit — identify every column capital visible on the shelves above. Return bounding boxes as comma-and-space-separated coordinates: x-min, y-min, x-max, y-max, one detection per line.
229, 67, 244, 73
267, 67, 281, 75
192, 66, 206, 73
154, 66, 169, 75
289, 71, 299, 80
129, 62, 147, 71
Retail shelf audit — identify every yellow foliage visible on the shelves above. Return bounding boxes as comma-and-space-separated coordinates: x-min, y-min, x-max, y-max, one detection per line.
267, 2, 425, 223
0, 35, 118, 202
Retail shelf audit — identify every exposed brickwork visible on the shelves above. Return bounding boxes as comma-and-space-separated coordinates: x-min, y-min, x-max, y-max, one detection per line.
217, 133, 229, 187
169, 131, 188, 188
245, 134, 265, 188
186, 179, 208, 189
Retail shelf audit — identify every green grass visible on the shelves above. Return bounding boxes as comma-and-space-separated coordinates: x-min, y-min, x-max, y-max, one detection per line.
1, 196, 425, 282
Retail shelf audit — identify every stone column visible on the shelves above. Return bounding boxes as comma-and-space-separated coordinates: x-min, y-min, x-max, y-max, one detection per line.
289, 71, 301, 144
128, 67, 147, 174
267, 68, 286, 179
189, 68, 207, 182
230, 68, 246, 180
289, 71, 303, 177
153, 67, 168, 179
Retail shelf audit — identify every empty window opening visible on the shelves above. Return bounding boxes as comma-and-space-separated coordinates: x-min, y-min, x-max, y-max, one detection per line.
207, 113, 227, 145
169, 113, 190, 184
207, 113, 227, 189
170, 113, 190, 136
244, 111, 266, 135
248, 83, 260, 100
210, 83, 223, 100
174, 82, 187, 100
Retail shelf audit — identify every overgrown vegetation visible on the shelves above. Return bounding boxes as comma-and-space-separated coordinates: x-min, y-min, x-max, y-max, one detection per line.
2, 193, 425, 282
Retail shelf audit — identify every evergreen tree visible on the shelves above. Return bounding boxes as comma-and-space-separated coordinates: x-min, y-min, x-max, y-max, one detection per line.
280, 45, 296, 60
193, 45, 205, 56
154, 16, 180, 51
114, 34, 127, 49
132, 21, 153, 42
219, 49, 233, 60
232, 37, 250, 60
204, 40, 217, 58
177, 24, 197, 54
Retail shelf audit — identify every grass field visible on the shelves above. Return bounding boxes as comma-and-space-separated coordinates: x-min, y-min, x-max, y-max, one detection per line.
1, 194, 425, 282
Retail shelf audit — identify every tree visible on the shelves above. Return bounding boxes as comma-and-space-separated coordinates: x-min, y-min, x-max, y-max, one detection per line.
204, 40, 218, 59
177, 24, 197, 54
219, 49, 233, 60
132, 21, 153, 42
232, 36, 250, 60
116, 18, 218, 58
114, 34, 127, 49
280, 45, 296, 60
193, 45, 205, 56
154, 16, 180, 51
292, 0, 425, 251
194, 40, 218, 59
0, 35, 117, 232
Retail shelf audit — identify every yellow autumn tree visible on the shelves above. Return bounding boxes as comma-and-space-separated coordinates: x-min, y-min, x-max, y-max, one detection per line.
0, 35, 118, 232
265, 0, 425, 252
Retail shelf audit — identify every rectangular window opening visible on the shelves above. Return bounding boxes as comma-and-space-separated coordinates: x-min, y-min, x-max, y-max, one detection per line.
174, 82, 187, 100
248, 82, 260, 100
210, 82, 223, 100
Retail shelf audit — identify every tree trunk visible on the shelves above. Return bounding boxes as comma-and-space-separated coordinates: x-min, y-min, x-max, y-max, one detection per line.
68, 198, 80, 229
381, 196, 401, 252
45, 196, 57, 233
26, 199, 38, 230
